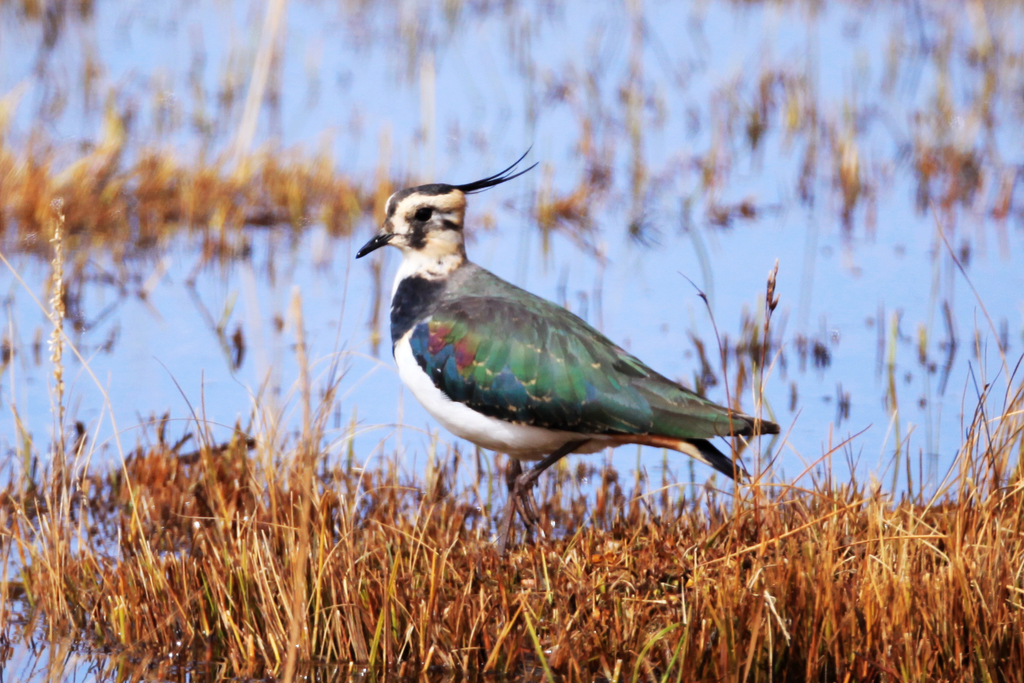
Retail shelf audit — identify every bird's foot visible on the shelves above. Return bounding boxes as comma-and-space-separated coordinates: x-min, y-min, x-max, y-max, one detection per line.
497, 460, 523, 556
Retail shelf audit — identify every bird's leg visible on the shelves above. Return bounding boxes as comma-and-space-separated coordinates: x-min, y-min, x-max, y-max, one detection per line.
505, 457, 542, 531
502, 459, 534, 542
505, 458, 523, 491
518, 486, 542, 530
509, 440, 589, 550
497, 491, 520, 557
499, 459, 528, 553
497, 440, 589, 556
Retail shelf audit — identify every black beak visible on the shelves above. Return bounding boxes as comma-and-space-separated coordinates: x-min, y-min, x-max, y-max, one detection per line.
355, 232, 394, 259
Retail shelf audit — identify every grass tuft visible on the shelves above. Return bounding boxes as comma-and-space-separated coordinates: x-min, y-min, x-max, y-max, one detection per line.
0, 368, 1021, 680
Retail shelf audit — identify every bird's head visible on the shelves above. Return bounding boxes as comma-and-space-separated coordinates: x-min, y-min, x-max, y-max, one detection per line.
356, 151, 536, 262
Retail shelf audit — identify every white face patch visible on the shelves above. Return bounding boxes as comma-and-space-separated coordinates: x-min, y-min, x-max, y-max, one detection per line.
380, 188, 470, 277
377, 188, 472, 295
389, 193, 466, 235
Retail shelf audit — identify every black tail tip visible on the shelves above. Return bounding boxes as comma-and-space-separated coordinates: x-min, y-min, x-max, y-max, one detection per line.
690, 438, 750, 482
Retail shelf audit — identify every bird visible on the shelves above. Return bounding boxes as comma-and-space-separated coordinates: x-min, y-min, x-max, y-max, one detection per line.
356, 152, 780, 555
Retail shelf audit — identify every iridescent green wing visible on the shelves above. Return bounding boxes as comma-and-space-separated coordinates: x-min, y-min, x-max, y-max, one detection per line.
407, 292, 761, 438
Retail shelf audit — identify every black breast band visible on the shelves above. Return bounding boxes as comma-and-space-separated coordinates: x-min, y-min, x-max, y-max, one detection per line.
391, 276, 446, 349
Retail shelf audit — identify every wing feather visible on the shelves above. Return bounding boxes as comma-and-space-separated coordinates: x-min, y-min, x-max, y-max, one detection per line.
407, 289, 778, 439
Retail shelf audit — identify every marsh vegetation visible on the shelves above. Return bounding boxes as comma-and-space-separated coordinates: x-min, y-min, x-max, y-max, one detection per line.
1, 0, 1023, 680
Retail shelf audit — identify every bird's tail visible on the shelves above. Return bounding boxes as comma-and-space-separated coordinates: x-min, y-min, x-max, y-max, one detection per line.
607, 434, 749, 481
675, 438, 749, 481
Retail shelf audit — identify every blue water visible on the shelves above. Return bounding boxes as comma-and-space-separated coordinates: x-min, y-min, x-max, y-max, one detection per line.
2, 1, 1024, 679
0, 0, 1022, 499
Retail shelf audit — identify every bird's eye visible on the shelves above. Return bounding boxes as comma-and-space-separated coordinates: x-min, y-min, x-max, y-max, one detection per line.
414, 207, 433, 222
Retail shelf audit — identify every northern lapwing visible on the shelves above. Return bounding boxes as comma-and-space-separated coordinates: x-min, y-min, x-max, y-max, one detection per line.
356, 152, 779, 554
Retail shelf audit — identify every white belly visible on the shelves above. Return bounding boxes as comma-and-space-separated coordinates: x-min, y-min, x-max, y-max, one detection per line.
394, 333, 608, 460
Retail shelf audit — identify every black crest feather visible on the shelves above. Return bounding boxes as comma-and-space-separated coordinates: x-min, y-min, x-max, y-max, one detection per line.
454, 149, 536, 194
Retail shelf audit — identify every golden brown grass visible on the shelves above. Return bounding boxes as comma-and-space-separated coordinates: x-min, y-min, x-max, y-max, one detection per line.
0, 105, 373, 261
0, 117, 1020, 680
1, 1, 1022, 678
2, 367, 1021, 681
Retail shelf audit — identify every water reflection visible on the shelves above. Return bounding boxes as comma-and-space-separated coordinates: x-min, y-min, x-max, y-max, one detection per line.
0, 629, 388, 683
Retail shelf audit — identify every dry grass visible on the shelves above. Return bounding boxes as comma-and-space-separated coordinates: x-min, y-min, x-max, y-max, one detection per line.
0, 189, 1022, 679
1, 2, 1022, 676
0, 105, 374, 262
1, 366, 1021, 681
